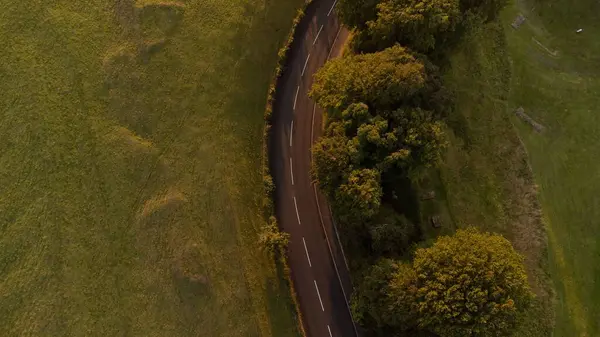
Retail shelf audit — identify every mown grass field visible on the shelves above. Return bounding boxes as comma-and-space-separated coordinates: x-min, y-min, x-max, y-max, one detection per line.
416, 17, 554, 337
0, 0, 303, 336
501, 0, 600, 335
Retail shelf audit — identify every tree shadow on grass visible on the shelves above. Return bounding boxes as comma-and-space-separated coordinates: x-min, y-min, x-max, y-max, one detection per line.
382, 173, 421, 227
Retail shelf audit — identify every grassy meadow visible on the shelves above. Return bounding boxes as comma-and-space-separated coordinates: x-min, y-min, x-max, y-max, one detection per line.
418, 0, 600, 335
0, 0, 303, 336
415, 16, 554, 337
501, 0, 600, 335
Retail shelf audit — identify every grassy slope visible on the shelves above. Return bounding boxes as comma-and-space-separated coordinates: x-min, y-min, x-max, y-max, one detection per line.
501, 0, 600, 335
0, 0, 302, 336
416, 19, 553, 336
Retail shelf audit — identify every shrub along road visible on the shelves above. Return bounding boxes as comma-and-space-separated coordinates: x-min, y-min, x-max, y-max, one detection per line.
269, 1, 357, 336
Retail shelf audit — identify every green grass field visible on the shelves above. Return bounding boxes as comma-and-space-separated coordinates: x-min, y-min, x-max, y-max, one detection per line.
501, 0, 600, 335
418, 0, 600, 335
0, 0, 303, 336
416, 17, 554, 337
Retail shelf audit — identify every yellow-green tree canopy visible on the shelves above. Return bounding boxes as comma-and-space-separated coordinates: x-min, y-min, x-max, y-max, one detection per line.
409, 228, 533, 336
310, 45, 427, 111
334, 168, 383, 224
352, 229, 534, 336
311, 132, 354, 196
259, 216, 290, 255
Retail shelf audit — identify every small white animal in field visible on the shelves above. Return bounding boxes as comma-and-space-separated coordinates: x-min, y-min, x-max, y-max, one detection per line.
576, 28, 583, 33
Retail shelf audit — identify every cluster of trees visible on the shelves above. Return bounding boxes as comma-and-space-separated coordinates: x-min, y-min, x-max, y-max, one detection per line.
311, 45, 447, 259
310, 0, 531, 335
338, 0, 508, 54
352, 229, 533, 337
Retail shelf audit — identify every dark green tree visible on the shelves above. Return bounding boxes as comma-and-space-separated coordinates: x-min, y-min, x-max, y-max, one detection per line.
460, 0, 508, 21
312, 104, 445, 196
341, 106, 445, 176
352, 259, 417, 334
369, 206, 416, 256
310, 45, 427, 111
366, 0, 461, 53
337, 0, 380, 28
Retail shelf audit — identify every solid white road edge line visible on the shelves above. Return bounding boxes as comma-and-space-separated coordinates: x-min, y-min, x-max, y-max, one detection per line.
293, 196, 301, 225
293, 85, 300, 110
290, 157, 294, 186
301, 54, 311, 76
290, 120, 294, 147
302, 237, 312, 267
329, 205, 350, 270
326, 27, 342, 60
314, 280, 325, 312
327, 0, 338, 16
313, 25, 324, 45
310, 104, 316, 160
328, 325, 333, 337
303, 26, 360, 337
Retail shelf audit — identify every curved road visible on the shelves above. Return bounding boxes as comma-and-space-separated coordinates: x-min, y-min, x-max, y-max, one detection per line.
269, 1, 356, 337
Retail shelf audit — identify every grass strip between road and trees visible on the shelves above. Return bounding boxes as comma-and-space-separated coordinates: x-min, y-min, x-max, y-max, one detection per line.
259, 1, 314, 336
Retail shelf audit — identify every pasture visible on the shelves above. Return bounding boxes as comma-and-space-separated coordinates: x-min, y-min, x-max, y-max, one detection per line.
503, 0, 600, 335
417, 14, 553, 337
0, 0, 303, 336
419, 0, 600, 334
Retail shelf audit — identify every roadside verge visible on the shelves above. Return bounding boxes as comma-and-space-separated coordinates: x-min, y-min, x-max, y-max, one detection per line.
260, 2, 314, 336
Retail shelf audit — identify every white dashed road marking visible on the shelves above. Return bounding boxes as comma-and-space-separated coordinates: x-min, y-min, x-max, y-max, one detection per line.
313, 25, 324, 45
328, 325, 333, 337
293, 86, 300, 110
302, 237, 312, 267
314, 280, 325, 311
293, 196, 301, 225
326, 27, 342, 60
310, 104, 316, 145
290, 120, 294, 147
327, 0, 338, 16
290, 157, 294, 186
301, 54, 311, 76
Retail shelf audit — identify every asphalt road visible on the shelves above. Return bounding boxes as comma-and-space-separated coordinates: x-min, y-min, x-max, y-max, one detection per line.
269, 1, 357, 337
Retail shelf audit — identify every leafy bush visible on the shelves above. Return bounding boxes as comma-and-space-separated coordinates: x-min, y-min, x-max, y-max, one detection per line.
259, 216, 291, 255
